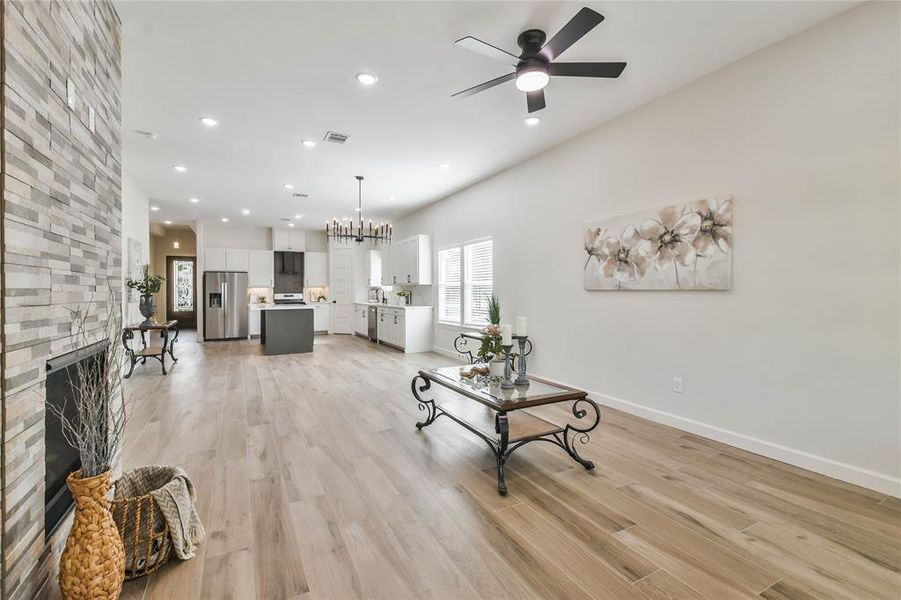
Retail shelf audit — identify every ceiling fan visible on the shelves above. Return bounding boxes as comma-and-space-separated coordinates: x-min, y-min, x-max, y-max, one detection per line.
451, 7, 626, 113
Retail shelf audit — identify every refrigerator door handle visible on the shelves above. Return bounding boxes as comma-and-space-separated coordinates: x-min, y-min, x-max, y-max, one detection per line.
221, 282, 227, 334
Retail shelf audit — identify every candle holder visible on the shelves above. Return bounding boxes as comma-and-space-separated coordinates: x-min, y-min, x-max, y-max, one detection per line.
514, 335, 530, 386
501, 344, 515, 389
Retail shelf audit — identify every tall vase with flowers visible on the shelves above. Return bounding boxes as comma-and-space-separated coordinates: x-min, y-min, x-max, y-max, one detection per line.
49, 285, 130, 600
125, 265, 164, 326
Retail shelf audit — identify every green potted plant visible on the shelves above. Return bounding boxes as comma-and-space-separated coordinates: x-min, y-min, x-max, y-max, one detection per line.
395, 289, 412, 306
126, 265, 165, 326
487, 294, 501, 325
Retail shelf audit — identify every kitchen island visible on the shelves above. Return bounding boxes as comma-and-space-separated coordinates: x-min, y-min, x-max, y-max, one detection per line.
259, 305, 315, 355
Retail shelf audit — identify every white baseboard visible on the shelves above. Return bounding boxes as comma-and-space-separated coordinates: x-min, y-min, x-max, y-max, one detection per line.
428, 345, 901, 498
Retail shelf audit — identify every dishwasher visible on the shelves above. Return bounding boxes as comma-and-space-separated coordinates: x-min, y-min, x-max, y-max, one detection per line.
368, 306, 379, 342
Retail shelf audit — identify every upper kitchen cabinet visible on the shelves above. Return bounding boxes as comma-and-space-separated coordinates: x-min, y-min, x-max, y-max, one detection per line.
226, 248, 250, 272
248, 250, 274, 287
205, 248, 227, 271
364, 249, 382, 287
304, 252, 328, 287
388, 235, 432, 285
205, 248, 252, 272
273, 229, 306, 252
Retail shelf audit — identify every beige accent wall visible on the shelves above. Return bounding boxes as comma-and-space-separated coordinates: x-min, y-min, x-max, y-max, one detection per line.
150, 226, 197, 323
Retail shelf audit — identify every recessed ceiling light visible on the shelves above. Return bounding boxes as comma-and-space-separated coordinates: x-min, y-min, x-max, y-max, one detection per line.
173, 165, 187, 173
439, 163, 450, 170
288, 223, 295, 227
221, 217, 229, 223
242, 209, 250, 215
355, 72, 378, 86
301, 139, 316, 148
189, 197, 199, 203
524, 117, 541, 126
199, 116, 218, 127
294, 214, 303, 219
284, 183, 294, 189
163, 220, 172, 225
388, 196, 397, 201
150, 206, 160, 211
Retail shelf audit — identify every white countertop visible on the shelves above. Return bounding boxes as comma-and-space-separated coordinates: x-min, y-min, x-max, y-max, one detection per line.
354, 302, 433, 310
248, 303, 317, 311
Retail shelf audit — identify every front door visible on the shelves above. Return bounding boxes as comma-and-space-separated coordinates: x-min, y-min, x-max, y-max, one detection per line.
166, 256, 197, 328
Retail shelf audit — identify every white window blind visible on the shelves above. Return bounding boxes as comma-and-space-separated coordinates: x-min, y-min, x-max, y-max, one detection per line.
438, 247, 461, 324
464, 240, 493, 326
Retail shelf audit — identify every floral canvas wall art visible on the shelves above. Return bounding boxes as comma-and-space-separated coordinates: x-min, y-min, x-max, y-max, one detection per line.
583, 196, 733, 290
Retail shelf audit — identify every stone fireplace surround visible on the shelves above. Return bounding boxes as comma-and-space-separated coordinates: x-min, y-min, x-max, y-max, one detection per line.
1, 2, 122, 598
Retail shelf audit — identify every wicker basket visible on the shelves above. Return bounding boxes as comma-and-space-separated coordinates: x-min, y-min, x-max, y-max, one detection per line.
110, 466, 174, 579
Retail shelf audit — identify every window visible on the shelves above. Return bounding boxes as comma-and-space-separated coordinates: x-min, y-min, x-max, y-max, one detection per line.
464, 240, 493, 326
438, 247, 461, 324
438, 238, 493, 328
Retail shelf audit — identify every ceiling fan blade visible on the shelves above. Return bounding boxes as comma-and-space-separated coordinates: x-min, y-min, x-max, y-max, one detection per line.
539, 7, 605, 62
451, 72, 516, 99
455, 36, 520, 66
548, 62, 626, 78
526, 89, 546, 113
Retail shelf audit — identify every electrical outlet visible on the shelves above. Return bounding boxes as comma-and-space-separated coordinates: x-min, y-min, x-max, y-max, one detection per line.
672, 377, 683, 393
66, 79, 76, 110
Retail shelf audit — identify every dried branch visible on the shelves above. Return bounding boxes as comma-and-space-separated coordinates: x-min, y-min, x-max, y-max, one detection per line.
46, 282, 133, 478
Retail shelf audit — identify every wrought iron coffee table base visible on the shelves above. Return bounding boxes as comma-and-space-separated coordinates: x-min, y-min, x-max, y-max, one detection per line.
412, 376, 600, 496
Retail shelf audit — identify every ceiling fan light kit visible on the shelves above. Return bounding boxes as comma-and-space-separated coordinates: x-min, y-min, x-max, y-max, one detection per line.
452, 7, 626, 113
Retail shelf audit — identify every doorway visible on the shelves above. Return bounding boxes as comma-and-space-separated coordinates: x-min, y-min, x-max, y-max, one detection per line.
166, 256, 197, 328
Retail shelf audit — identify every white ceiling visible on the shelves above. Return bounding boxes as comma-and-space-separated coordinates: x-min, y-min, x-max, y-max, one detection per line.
118, 1, 853, 230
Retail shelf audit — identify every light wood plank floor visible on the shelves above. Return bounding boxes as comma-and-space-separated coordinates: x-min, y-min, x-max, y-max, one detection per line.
117, 332, 900, 600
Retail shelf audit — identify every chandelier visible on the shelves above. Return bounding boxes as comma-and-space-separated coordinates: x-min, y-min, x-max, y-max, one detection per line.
326, 175, 392, 245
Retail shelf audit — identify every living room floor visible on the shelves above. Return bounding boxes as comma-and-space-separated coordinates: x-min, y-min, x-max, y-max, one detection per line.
116, 333, 900, 600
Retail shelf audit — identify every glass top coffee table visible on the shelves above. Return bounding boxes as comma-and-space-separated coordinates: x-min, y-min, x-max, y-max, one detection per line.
412, 367, 601, 495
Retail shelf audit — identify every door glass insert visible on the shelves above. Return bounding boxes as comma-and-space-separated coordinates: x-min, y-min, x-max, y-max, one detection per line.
173, 259, 194, 312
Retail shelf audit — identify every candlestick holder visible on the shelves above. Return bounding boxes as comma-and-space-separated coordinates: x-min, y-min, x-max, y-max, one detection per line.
514, 335, 530, 386
501, 344, 515, 389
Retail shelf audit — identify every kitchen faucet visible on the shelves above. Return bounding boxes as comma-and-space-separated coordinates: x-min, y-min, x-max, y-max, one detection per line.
375, 287, 386, 304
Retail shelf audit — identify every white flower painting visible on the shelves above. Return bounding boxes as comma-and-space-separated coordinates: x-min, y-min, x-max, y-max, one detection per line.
583, 196, 733, 290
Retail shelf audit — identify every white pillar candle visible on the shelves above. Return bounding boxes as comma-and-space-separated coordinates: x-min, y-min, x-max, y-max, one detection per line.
515, 316, 527, 337
501, 324, 512, 345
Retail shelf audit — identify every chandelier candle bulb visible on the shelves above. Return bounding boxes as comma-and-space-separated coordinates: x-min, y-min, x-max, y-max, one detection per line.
516, 317, 528, 336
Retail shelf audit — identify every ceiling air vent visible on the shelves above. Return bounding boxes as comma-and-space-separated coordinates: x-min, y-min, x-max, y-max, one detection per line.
323, 131, 350, 144
292, 193, 308, 198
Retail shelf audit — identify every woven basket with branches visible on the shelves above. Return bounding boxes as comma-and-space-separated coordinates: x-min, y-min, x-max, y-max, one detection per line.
111, 466, 175, 579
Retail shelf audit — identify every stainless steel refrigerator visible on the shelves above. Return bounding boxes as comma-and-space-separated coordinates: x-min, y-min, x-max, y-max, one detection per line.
204, 271, 248, 340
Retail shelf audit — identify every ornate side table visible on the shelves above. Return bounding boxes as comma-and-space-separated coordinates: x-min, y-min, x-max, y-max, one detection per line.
122, 320, 179, 377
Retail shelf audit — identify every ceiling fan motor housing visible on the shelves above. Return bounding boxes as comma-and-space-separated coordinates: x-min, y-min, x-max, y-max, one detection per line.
517, 29, 547, 58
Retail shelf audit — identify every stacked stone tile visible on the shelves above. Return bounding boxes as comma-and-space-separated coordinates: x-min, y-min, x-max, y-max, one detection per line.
1, 1, 122, 597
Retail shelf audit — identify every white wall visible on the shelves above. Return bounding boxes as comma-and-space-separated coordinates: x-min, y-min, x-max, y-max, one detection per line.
395, 3, 900, 494
121, 171, 150, 324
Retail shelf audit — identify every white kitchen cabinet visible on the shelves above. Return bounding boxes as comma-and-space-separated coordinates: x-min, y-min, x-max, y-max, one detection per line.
248, 308, 261, 337
204, 248, 227, 271
354, 305, 369, 336
273, 229, 306, 251
381, 235, 432, 285
364, 250, 382, 287
328, 248, 353, 334
377, 306, 432, 352
304, 252, 328, 287
313, 304, 329, 332
224, 249, 249, 272
248, 250, 274, 287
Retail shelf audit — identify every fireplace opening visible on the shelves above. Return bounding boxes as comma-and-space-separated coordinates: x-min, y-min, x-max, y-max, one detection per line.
44, 341, 107, 538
